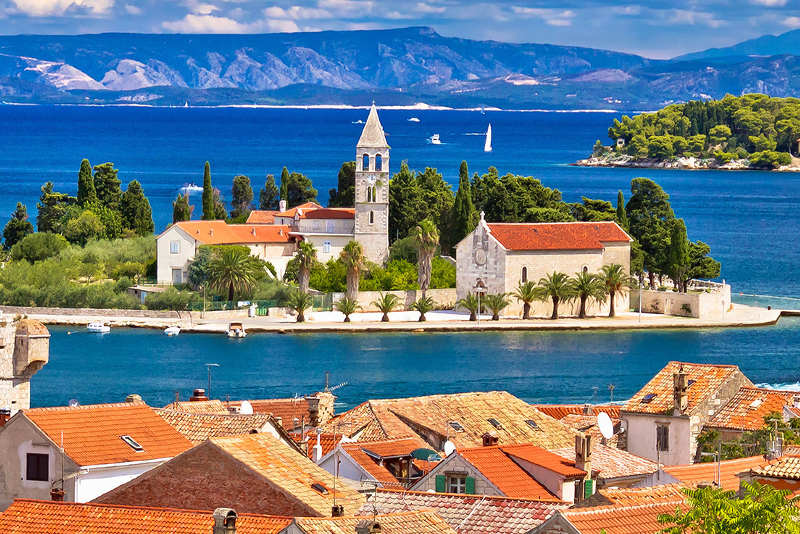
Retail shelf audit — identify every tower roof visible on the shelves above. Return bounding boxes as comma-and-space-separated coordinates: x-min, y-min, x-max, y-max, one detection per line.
357, 104, 388, 148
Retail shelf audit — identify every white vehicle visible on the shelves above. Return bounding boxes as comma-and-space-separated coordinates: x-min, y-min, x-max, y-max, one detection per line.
429, 134, 441, 145
164, 326, 181, 336
227, 322, 247, 338
87, 322, 110, 333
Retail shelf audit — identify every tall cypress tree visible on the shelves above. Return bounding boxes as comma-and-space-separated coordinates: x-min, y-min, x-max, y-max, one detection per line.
230, 175, 254, 220
172, 193, 192, 223
201, 161, 215, 220
616, 190, 629, 231
668, 218, 690, 292
279, 167, 289, 202
77, 159, 96, 206
119, 180, 155, 236
451, 160, 477, 246
259, 175, 280, 210
3, 203, 34, 249
92, 162, 121, 211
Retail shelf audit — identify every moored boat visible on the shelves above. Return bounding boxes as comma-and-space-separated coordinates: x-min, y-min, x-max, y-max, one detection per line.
164, 326, 181, 336
227, 322, 247, 338
87, 322, 110, 333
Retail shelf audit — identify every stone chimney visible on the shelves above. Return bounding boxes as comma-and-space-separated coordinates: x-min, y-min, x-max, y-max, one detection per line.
482, 431, 499, 447
279, 200, 287, 213
355, 520, 382, 534
331, 505, 344, 517
212, 508, 238, 534
673, 366, 689, 416
582, 404, 594, 415
575, 434, 592, 502
50, 488, 65, 502
190, 389, 209, 402
307, 391, 336, 427
125, 394, 142, 403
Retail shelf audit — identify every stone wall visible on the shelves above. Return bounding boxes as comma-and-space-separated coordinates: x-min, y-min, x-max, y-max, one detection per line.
630, 285, 732, 319
0, 306, 181, 319
330, 289, 457, 312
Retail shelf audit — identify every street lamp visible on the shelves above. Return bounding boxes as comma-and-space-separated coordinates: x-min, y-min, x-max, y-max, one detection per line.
205, 363, 220, 399
474, 279, 487, 325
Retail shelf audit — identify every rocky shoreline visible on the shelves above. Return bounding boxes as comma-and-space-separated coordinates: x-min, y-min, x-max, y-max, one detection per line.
573, 154, 800, 171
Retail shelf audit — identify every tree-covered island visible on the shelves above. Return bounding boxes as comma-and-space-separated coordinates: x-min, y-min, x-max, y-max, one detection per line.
578, 93, 800, 170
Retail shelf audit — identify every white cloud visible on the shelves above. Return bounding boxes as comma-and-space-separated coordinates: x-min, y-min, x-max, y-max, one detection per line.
665, 9, 725, 28
750, 0, 787, 5
416, 2, 446, 14
10, 0, 113, 17
123, 3, 140, 14
317, 0, 374, 16
263, 5, 332, 19
612, 5, 641, 15
510, 7, 575, 26
162, 13, 261, 32
187, 0, 219, 15
265, 18, 301, 31
782, 15, 800, 27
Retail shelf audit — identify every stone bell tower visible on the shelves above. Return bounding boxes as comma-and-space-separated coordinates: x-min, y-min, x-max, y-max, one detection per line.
354, 104, 390, 265
0, 318, 50, 418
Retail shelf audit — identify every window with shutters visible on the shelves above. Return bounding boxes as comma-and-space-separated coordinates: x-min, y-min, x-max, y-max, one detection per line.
26, 453, 49, 481
323, 241, 331, 254
656, 425, 669, 452
448, 475, 466, 493
170, 241, 180, 254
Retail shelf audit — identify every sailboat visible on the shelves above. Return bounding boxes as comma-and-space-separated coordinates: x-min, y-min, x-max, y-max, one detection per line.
484, 124, 492, 152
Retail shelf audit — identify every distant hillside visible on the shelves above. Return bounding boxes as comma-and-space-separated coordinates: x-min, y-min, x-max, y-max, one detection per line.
674, 29, 800, 61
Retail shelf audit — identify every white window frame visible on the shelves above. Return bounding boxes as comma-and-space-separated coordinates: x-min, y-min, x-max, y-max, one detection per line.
170, 241, 180, 254
323, 241, 331, 254
313, 220, 321, 231
448, 475, 466, 494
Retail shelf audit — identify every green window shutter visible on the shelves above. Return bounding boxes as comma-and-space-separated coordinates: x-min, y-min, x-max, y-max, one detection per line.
465, 476, 476, 495
435, 475, 446, 493
584, 479, 594, 499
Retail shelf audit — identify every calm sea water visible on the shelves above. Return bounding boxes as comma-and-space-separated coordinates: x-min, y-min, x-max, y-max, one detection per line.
1, 105, 799, 408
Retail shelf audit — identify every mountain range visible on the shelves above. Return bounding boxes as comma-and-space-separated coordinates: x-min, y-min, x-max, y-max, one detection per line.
1, 27, 800, 108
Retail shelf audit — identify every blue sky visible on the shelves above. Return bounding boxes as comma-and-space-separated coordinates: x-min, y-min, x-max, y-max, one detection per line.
0, 0, 795, 58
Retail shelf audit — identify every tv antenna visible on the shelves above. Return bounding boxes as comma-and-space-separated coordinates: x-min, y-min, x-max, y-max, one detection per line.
609, 384, 615, 404
68, 399, 79, 408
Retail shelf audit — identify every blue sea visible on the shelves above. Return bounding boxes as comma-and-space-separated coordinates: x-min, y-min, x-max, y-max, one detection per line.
2, 105, 799, 408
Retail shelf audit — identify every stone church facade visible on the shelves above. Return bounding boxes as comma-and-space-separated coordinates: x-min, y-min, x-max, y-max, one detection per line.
456, 216, 633, 317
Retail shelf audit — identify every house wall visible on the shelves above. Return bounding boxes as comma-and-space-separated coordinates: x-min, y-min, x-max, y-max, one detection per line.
296, 219, 354, 235
621, 413, 692, 466
156, 226, 197, 284
630, 285, 732, 319
74, 460, 167, 503
409, 454, 501, 496
329, 288, 457, 312
302, 235, 354, 264
455, 224, 507, 310
318, 449, 375, 487
511, 457, 572, 502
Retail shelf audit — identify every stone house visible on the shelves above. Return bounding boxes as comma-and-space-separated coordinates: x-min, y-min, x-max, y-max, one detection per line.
702, 386, 800, 442
317, 438, 431, 489
455, 217, 632, 317
0, 400, 193, 510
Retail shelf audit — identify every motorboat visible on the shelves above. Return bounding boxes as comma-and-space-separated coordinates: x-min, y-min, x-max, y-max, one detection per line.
87, 322, 110, 333
227, 322, 247, 338
408, 117, 420, 122
429, 134, 441, 145
164, 326, 181, 336
180, 183, 203, 194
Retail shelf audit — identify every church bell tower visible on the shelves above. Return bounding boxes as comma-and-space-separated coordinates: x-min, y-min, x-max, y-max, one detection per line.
354, 104, 390, 264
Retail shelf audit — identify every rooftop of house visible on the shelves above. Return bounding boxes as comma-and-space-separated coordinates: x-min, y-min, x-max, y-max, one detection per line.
0, 499, 291, 534
558, 413, 620, 447
300, 208, 356, 220
483, 221, 631, 252
549, 498, 687, 534
168, 220, 294, 245
622, 362, 750, 416
227, 398, 312, 430
551, 443, 659, 481
333, 437, 435, 486
154, 408, 273, 444
19, 401, 193, 467
298, 433, 340, 460
357, 104, 389, 148
359, 489, 568, 534
249, 204, 356, 224
290, 510, 455, 534
340, 442, 402, 486
706, 387, 800, 431
317, 391, 578, 451
742, 455, 800, 481
532, 404, 622, 420
247, 210, 278, 224
663, 456, 768, 491
210, 432, 365, 516
164, 399, 231, 414
273, 202, 323, 218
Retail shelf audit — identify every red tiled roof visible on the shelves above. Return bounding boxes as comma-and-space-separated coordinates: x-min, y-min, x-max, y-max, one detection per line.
577, 484, 687, 509
23, 402, 193, 466
247, 210, 278, 224
228, 398, 311, 430
302, 208, 355, 219
341, 443, 400, 485
485, 221, 631, 252
745, 455, 800, 481
663, 456, 768, 491
707, 387, 800, 431
154, 409, 271, 444
533, 405, 622, 420
291, 510, 456, 534
458, 446, 562, 501
551, 443, 658, 480
499, 443, 586, 478
558, 413, 620, 447
163, 399, 231, 414
0, 499, 291, 534
360, 489, 568, 534
274, 202, 323, 218
360, 437, 430, 458
297, 433, 340, 459
171, 220, 294, 245
557, 500, 687, 534
622, 362, 750, 416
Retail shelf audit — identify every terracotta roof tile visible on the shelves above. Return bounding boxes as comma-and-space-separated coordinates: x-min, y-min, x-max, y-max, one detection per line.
275, 202, 324, 218
558, 413, 620, 447
247, 210, 278, 224
360, 489, 567, 534
360, 438, 431, 458
458, 446, 562, 501
743, 455, 800, 481
298, 433, 340, 459
499, 443, 586, 478
532, 405, 622, 420
302, 208, 355, 220
155, 409, 272, 444
622, 362, 749, 416
164, 399, 230, 414
557, 500, 688, 534
663, 456, 768, 491
707, 387, 800, 431
23, 402, 193, 466
485, 221, 631, 252
341, 443, 400, 485
551, 443, 658, 480
575, 484, 687, 509
211, 433, 365, 516
228, 398, 311, 430
292, 510, 455, 534
0, 499, 291, 534
171, 220, 294, 245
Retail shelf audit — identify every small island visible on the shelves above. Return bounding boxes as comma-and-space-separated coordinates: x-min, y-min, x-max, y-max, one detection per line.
576, 94, 800, 171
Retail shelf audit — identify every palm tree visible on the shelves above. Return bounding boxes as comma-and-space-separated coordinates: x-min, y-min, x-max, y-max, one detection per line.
456, 293, 480, 321
600, 263, 635, 318
208, 247, 262, 302
340, 241, 364, 301
410, 219, 439, 298
484, 293, 510, 321
334, 296, 361, 323
512, 281, 537, 320
533, 271, 575, 320
371, 292, 400, 322
570, 271, 607, 319
410, 296, 435, 322
296, 241, 317, 293
287, 290, 313, 322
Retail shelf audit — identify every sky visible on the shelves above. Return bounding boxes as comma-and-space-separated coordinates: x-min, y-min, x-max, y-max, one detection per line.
0, 0, 797, 58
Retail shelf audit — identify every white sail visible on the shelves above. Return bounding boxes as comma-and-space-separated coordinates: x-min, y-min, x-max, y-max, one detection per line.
484, 124, 492, 152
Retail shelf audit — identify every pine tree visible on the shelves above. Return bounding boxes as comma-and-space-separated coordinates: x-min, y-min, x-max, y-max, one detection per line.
616, 190, 629, 231
259, 175, 280, 210
285, 171, 317, 208
201, 161, 215, 220
279, 167, 289, 201
76, 158, 96, 206
119, 180, 155, 236
172, 193, 192, 223
451, 160, 477, 246
37, 182, 75, 233
3, 203, 34, 249
328, 161, 356, 207
230, 175, 254, 220
92, 162, 122, 211
213, 189, 228, 220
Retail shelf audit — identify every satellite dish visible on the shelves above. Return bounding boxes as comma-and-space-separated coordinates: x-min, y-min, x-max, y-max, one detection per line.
68, 399, 79, 408
443, 440, 456, 456
597, 412, 614, 440
240, 400, 254, 415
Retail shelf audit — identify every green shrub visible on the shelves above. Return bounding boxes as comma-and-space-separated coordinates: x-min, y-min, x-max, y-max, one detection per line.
145, 288, 199, 310
11, 232, 69, 263
749, 150, 792, 169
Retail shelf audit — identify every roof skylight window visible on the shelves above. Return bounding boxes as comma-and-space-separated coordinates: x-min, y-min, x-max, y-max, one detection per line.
641, 394, 657, 404
120, 435, 144, 452
448, 421, 465, 432
687, 379, 696, 387
524, 419, 541, 431
487, 418, 503, 430
311, 483, 329, 495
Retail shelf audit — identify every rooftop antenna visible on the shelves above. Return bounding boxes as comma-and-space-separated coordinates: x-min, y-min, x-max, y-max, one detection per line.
609, 384, 615, 404
68, 399, 79, 408
592, 387, 599, 404
205, 363, 220, 399
325, 371, 330, 392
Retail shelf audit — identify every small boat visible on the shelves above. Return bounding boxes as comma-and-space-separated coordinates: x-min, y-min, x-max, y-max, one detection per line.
408, 117, 420, 122
352, 119, 364, 124
180, 183, 203, 194
184, 102, 189, 108
164, 326, 181, 336
484, 124, 492, 152
227, 322, 247, 338
429, 134, 441, 145
87, 322, 110, 333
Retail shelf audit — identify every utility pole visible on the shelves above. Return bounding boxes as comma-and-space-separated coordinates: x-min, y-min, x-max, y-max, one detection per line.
205, 363, 219, 399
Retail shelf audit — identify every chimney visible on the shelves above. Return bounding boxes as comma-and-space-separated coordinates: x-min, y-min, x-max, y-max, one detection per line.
251, 227, 256, 236
312, 432, 324, 463
574, 434, 593, 502
125, 394, 142, 403
482, 431, 499, 447
275, 416, 283, 429
582, 404, 594, 415
356, 520, 382, 534
50, 488, 65, 501
673, 365, 689, 415
190, 388, 209, 402
279, 200, 287, 213
307, 391, 336, 427
212, 508, 238, 534
0, 408, 10, 427
209, 229, 213, 236
331, 505, 344, 517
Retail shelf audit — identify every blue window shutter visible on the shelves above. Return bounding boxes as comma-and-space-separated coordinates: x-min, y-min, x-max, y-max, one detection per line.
435, 475, 445, 493
465, 476, 476, 494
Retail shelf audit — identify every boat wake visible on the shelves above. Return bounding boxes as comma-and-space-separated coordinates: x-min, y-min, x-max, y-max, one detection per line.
755, 382, 800, 391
